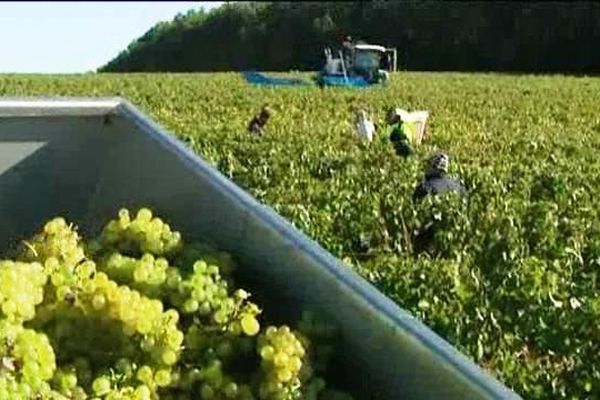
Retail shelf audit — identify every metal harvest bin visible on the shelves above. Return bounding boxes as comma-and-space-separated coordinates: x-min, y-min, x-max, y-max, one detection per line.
0, 98, 520, 400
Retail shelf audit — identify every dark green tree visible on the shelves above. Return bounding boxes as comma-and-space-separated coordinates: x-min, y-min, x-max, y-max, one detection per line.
98, 2, 600, 74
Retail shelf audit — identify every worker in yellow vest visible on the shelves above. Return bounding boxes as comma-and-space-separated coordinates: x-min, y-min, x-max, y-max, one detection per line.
387, 108, 417, 157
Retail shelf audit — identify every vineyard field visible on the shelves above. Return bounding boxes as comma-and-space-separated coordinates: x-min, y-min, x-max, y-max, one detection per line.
2, 72, 600, 399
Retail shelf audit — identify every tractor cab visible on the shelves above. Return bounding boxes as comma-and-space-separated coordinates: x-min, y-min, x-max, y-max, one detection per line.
352, 44, 397, 82
320, 42, 397, 87
352, 44, 387, 77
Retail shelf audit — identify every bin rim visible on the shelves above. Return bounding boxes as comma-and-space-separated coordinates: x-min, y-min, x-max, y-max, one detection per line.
0, 96, 521, 399
0, 96, 122, 116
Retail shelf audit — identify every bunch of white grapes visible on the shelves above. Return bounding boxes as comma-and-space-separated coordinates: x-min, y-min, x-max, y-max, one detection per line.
0, 207, 353, 400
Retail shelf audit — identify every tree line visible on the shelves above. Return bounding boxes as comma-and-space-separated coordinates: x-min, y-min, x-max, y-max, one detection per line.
99, 1, 600, 74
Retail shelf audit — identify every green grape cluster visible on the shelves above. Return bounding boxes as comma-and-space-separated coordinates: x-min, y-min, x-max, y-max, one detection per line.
256, 326, 309, 400
167, 260, 230, 319
0, 207, 353, 400
98, 252, 172, 299
175, 242, 236, 278
51, 364, 89, 399
0, 261, 47, 322
0, 320, 57, 397
167, 260, 261, 333
188, 359, 254, 400
32, 269, 183, 396
18, 217, 85, 267
93, 208, 183, 258
78, 272, 183, 368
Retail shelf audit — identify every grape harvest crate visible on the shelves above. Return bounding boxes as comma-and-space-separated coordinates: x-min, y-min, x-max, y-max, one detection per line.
0, 98, 520, 400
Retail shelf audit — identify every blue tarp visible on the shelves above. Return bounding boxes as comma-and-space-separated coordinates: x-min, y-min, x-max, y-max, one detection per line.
242, 71, 375, 89
318, 74, 371, 88
242, 71, 308, 86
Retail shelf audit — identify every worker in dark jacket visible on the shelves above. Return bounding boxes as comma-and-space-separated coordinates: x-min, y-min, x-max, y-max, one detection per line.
387, 108, 416, 158
248, 106, 271, 136
413, 153, 466, 202
412, 152, 466, 254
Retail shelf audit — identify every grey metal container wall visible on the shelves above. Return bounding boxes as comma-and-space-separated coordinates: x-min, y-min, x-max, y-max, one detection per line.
0, 98, 520, 400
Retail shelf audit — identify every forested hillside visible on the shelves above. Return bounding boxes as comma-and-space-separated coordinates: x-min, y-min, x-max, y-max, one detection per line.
99, 1, 600, 74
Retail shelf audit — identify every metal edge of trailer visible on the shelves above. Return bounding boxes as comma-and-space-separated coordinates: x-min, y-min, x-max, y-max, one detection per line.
0, 97, 521, 399
0, 97, 121, 117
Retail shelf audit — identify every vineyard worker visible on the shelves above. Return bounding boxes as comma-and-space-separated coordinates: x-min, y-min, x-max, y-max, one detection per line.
413, 152, 467, 202
381, 52, 392, 71
355, 109, 376, 143
387, 108, 416, 157
248, 106, 271, 136
342, 36, 353, 68
412, 152, 467, 254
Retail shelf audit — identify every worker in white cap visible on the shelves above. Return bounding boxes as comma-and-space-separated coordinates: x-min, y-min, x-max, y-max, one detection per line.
354, 109, 376, 143
411, 152, 467, 254
413, 152, 467, 202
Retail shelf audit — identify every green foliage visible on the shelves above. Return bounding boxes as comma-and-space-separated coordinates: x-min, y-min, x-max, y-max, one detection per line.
2, 72, 600, 398
98, 2, 600, 73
